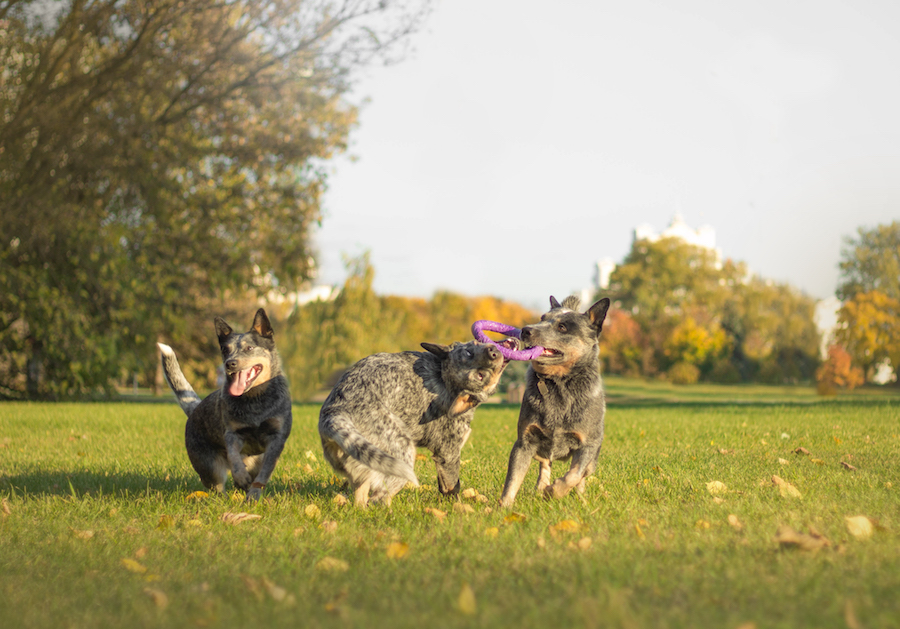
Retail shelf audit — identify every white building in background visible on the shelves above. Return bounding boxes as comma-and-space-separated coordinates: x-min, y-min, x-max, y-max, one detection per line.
583, 214, 722, 302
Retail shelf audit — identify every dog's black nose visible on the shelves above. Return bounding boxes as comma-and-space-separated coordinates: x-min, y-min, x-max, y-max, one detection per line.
225, 359, 237, 371
521, 326, 534, 342
487, 346, 500, 361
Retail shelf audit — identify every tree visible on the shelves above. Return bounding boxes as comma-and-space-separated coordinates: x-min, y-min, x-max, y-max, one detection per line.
0, 0, 429, 398
834, 290, 900, 381
837, 221, 900, 302
815, 345, 864, 396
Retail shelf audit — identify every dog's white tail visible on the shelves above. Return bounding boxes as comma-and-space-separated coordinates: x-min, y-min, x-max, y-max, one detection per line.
157, 343, 202, 416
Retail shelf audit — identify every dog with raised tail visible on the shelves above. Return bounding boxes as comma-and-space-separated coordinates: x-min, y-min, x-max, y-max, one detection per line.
158, 308, 292, 501
499, 295, 610, 507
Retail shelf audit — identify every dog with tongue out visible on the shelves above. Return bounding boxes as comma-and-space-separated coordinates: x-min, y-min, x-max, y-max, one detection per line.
158, 308, 292, 502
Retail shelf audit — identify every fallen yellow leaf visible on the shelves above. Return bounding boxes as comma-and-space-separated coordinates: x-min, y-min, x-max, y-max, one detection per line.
332, 494, 349, 506
385, 541, 409, 559
121, 558, 148, 574
458, 583, 477, 615
461, 488, 478, 500
261, 577, 289, 602
72, 529, 94, 540
727, 514, 743, 531
484, 527, 499, 538
156, 514, 175, 530
1, 498, 11, 517
185, 491, 208, 501
550, 519, 580, 534
315, 557, 349, 572
840, 461, 857, 471
320, 520, 338, 533
424, 507, 446, 521
706, 481, 727, 496
453, 503, 475, 515
503, 512, 527, 524
771, 475, 802, 499
845, 515, 873, 539
304, 504, 321, 518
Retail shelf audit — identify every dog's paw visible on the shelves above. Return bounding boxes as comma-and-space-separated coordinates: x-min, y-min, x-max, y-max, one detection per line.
543, 480, 572, 500
232, 470, 252, 491
244, 487, 262, 502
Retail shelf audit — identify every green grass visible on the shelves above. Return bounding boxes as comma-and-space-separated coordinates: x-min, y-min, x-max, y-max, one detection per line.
1, 381, 899, 629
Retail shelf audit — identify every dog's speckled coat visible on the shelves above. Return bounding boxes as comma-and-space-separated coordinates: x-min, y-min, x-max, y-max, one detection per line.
319, 341, 508, 507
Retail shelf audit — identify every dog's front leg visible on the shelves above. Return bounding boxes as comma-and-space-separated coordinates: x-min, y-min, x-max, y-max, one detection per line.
225, 431, 253, 491
499, 441, 534, 507
245, 429, 289, 501
432, 452, 461, 496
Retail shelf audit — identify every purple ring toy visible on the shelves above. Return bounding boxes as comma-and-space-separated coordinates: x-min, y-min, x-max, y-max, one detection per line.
471, 320, 544, 361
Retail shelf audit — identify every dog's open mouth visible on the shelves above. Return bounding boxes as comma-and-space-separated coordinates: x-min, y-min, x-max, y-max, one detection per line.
538, 347, 562, 359
228, 364, 263, 397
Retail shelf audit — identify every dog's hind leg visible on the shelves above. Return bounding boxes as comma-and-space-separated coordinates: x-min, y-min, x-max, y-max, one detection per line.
500, 441, 535, 507
353, 477, 372, 508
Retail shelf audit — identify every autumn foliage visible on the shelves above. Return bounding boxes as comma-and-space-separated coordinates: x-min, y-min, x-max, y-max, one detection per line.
815, 345, 865, 396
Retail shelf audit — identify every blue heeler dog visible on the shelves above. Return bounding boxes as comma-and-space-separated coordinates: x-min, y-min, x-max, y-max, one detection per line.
158, 309, 292, 502
500, 295, 610, 507
318, 341, 511, 507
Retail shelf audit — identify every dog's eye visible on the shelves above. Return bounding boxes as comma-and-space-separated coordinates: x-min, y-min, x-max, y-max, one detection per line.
558, 323, 567, 333
465, 349, 474, 358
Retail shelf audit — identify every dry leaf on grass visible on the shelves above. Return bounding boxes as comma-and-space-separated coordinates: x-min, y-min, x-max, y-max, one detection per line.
727, 514, 743, 531
185, 491, 208, 501
156, 514, 175, 530
332, 494, 349, 506
778, 458, 790, 465
840, 461, 857, 471
549, 519, 580, 536
221, 512, 262, 525
72, 529, 95, 540
771, 475, 802, 499
385, 541, 409, 559
1, 498, 11, 517
706, 481, 727, 495
792, 447, 810, 456
775, 525, 830, 551
261, 577, 293, 603
569, 537, 592, 550
424, 507, 446, 521
320, 520, 338, 533
316, 557, 349, 572
457, 583, 477, 615
304, 504, 321, 518
453, 503, 475, 515
845, 515, 874, 539
503, 512, 527, 524
121, 558, 148, 574
461, 488, 478, 499
484, 527, 499, 538
144, 588, 169, 609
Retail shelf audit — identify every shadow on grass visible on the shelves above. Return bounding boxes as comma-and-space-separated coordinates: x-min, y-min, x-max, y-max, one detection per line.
0, 468, 330, 500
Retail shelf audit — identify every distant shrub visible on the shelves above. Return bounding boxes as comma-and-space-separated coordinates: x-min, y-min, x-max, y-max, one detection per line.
668, 362, 700, 385
816, 345, 865, 396
707, 358, 742, 384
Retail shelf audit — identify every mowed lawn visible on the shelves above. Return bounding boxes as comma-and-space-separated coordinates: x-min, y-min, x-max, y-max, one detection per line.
1, 380, 898, 629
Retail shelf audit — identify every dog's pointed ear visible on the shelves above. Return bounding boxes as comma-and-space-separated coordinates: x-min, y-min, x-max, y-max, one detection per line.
421, 342, 451, 359
252, 308, 274, 339
214, 317, 233, 342
549, 296, 562, 309
588, 298, 611, 335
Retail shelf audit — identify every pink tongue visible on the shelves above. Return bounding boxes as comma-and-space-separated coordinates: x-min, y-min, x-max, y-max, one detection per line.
229, 369, 252, 396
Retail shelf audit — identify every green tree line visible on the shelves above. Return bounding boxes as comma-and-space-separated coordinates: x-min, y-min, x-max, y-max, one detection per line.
0, 0, 428, 398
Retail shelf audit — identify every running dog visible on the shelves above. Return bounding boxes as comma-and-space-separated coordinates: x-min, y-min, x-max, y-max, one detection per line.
158, 308, 292, 501
319, 341, 511, 507
499, 295, 610, 507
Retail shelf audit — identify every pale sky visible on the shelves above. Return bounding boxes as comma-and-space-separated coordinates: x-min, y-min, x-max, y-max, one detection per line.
313, 0, 900, 310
